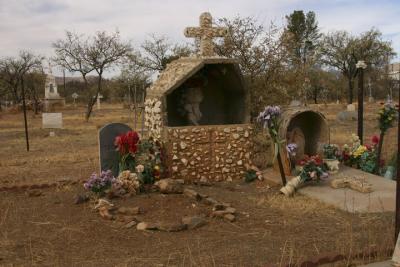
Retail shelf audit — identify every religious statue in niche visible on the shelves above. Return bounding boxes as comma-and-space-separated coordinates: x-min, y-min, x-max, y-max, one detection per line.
180, 87, 204, 125
287, 127, 305, 161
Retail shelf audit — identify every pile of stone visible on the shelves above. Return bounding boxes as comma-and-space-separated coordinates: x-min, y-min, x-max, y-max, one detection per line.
92, 178, 238, 232
183, 188, 237, 222
94, 199, 141, 227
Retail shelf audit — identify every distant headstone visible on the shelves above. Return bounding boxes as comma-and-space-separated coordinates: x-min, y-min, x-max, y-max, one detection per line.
42, 113, 63, 129
337, 111, 357, 122
289, 100, 302, 107
368, 96, 375, 103
96, 94, 103, 110
347, 104, 356, 111
98, 123, 132, 177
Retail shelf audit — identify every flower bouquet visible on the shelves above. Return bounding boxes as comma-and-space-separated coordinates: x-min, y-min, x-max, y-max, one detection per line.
375, 100, 398, 174
115, 131, 140, 173
280, 155, 329, 196
323, 144, 340, 173
341, 134, 379, 174
257, 105, 286, 185
84, 170, 118, 196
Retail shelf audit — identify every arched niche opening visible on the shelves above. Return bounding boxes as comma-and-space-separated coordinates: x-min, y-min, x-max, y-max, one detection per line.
280, 109, 329, 161
166, 63, 247, 127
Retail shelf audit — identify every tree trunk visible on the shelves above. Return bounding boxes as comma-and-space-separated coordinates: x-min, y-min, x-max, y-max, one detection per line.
85, 74, 102, 122
347, 78, 354, 104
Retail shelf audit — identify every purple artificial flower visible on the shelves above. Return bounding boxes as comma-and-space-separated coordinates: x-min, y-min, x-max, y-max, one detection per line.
83, 170, 115, 193
286, 143, 298, 156
257, 105, 281, 129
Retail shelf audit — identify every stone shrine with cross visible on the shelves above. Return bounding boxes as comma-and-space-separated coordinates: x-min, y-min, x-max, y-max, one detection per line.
184, 12, 228, 57
144, 12, 252, 182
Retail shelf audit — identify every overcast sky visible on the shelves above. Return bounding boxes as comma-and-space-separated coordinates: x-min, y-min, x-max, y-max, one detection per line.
0, 0, 399, 75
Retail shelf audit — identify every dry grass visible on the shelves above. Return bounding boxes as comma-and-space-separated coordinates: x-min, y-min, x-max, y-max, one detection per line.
0, 103, 396, 266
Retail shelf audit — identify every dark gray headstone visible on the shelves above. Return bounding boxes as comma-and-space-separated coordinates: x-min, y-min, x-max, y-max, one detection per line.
98, 123, 132, 177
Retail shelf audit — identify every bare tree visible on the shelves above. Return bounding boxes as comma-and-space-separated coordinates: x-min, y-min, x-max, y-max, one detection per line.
84, 31, 132, 120
320, 29, 395, 103
130, 34, 193, 73
25, 71, 46, 114
53, 31, 132, 121
0, 51, 43, 104
215, 15, 288, 118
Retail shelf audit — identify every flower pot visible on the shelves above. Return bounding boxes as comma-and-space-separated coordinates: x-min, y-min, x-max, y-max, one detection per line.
323, 159, 340, 174
280, 176, 303, 197
384, 166, 395, 180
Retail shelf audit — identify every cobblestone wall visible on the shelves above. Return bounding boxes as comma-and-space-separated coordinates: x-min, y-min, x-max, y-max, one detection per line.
165, 124, 253, 182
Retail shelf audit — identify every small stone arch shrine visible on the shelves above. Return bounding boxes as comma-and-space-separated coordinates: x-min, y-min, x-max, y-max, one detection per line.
144, 12, 253, 182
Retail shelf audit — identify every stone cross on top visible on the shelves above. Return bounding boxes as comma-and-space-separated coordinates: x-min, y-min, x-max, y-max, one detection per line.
184, 12, 228, 57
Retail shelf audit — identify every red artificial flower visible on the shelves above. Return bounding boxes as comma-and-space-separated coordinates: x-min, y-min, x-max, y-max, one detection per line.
126, 131, 140, 153
115, 131, 140, 155
371, 135, 380, 145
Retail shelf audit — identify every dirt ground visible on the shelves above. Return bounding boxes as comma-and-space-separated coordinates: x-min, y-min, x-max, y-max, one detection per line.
0, 103, 397, 266
0, 181, 394, 266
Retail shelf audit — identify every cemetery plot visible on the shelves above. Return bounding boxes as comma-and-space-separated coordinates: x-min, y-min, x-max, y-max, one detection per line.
0, 180, 394, 266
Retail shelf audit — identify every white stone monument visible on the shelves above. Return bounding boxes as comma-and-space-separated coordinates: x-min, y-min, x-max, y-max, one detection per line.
42, 113, 63, 129
347, 104, 356, 112
72, 92, 79, 106
96, 94, 103, 110
43, 64, 65, 111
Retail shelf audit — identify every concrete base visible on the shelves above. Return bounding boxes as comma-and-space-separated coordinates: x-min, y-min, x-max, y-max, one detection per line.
263, 166, 396, 213
44, 98, 65, 112
358, 260, 392, 266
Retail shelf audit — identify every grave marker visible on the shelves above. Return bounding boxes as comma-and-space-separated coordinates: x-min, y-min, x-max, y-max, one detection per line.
97, 94, 103, 110
98, 123, 132, 177
347, 104, 356, 111
72, 92, 79, 106
42, 113, 63, 129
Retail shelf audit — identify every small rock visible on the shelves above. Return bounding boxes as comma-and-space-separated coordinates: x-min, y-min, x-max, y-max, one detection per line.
73, 193, 89, 204
94, 198, 114, 210
136, 222, 158, 231
225, 207, 236, 214
157, 222, 187, 232
98, 206, 114, 220
213, 203, 231, 211
224, 214, 236, 222
181, 158, 188, 166
117, 206, 141, 215
26, 190, 43, 197
180, 141, 187, 149
124, 221, 137, 229
183, 188, 202, 201
155, 178, 183, 194
203, 197, 219, 206
116, 215, 136, 223
198, 176, 211, 186
182, 216, 207, 230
